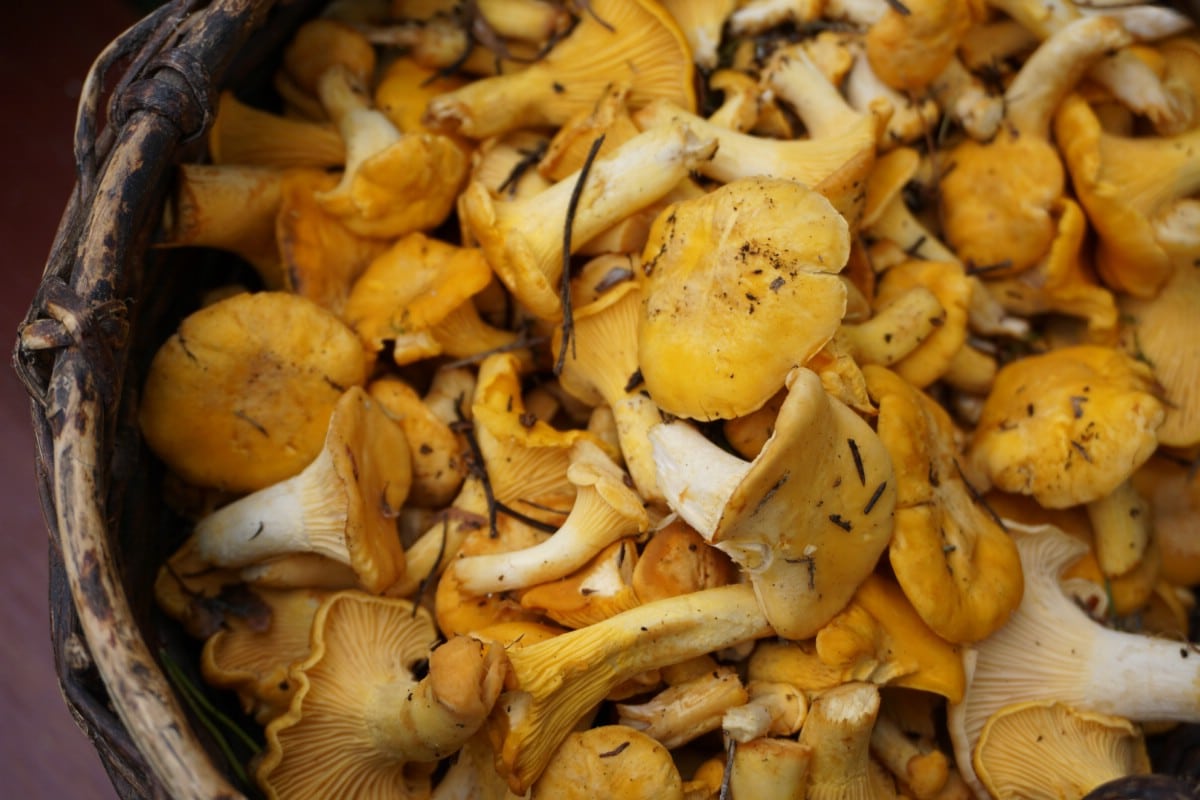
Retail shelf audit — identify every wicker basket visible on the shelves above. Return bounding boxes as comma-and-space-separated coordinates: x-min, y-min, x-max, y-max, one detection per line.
14, 1, 326, 796
13, 1, 1200, 798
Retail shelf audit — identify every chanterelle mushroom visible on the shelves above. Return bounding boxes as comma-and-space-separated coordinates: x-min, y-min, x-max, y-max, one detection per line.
864, 364, 1024, 644
138, 291, 367, 493
257, 591, 508, 799
638, 178, 850, 421
968, 345, 1164, 509
190, 386, 411, 594
531, 725, 684, 800
650, 367, 896, 640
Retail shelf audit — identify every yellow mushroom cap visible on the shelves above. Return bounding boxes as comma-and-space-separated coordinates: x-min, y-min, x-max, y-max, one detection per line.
138, 291, 366, 493
638, 177, 850, 421
531, 725, 684, 800
969, 345, 1164, 508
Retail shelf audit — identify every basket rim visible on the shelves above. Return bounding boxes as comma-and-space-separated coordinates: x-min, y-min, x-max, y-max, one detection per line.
14, 0, 315, 796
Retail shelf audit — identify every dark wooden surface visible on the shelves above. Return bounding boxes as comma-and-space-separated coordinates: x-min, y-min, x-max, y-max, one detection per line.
3, 1, 137, 797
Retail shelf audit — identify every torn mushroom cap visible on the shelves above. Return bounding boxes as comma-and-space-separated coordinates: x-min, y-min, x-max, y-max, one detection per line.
531, 725, 684, 800
489, 583, 773, 793
651, 367, 896, 640
638, 177, 849, 421
1054, 89, 1200, 298
948, 522, 1200, 798
138, 291, 367, 493
939, 17, 1133, 277
257, 592, 508, 799
973, 700, 1150, 800
342, 231, 505, 363
422, 0, 695, 139
314, 63, 468, 239
864, 364, 1023, 644
200, 587, 329, 724
192, 386, 411, 595
460, 120, 717, 321
968, 345, 1164, 509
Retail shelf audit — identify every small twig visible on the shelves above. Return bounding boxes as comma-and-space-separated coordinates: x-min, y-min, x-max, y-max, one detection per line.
451, 398, 500, 538
413, 516, 451, 617
555, 133, 606, 375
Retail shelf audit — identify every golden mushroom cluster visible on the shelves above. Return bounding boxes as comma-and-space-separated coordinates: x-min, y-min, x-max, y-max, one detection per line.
144, 0, 1200, 798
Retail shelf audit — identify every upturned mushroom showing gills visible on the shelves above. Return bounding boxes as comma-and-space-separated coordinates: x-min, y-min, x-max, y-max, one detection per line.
138, 291, 367, 493
948, 523, 1200, 798
650, 367, 896, 640
421, 0, 695, 139
258, 592, 508, 799
191, 386, 411, 594
637, 178, 850, 421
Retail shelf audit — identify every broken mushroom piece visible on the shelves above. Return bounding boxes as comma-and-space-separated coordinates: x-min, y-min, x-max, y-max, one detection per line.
488, 583, 774, 793
138, 291, 367, 493
800, 681, 898, 799
616, 666, 748, 750
651, 367, 895, 640
531, 725, 684, 800
638, 178, 850, 421
948, 522, 1200, 799
864, 364, 1024, 644
729, 737, 813, 800
972, 700, 1150, 800
257, 592, 508, 799
190, 386, 411, 595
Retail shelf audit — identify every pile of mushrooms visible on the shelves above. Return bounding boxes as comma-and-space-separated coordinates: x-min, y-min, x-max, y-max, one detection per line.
145, 0, 1200, 797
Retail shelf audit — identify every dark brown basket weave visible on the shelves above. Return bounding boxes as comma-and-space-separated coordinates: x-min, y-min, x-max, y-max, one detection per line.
13, 1, 326, 796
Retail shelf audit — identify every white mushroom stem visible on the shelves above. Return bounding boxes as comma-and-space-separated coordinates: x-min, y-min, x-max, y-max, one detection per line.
727, 0, 824, 35
453, 442, 647, 593
870, 712, 950, 799
949, 522, 1200, 797
647, 422, 748, 541
493, 583, 774, 792
194, 446, 348, 567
